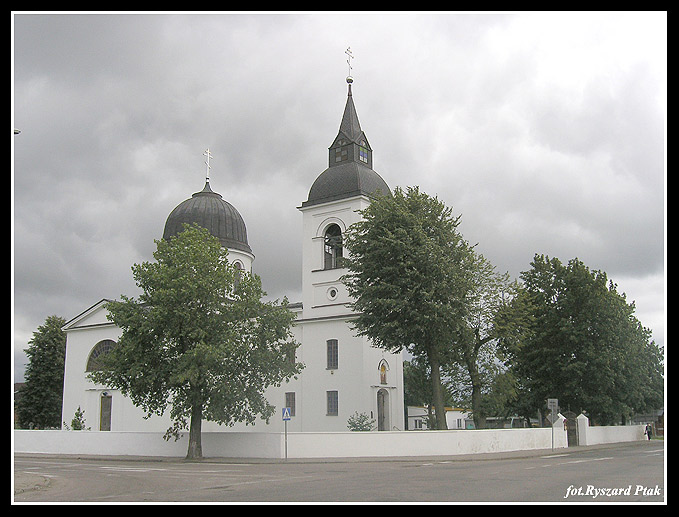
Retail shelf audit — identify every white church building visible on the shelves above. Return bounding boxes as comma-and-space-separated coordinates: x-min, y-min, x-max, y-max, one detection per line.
61, 78, 405, 435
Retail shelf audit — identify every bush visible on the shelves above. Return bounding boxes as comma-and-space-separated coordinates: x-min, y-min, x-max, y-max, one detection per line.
63, 406, 90, 430
347, 411, 376, 431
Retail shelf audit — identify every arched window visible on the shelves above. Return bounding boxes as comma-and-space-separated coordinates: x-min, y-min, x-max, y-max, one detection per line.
324, 224, 343, 269
86, 339, 117, 372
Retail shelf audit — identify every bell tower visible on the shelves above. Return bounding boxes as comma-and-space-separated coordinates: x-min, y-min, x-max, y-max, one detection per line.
298, 75, 390, 320
293, 65, 404, 433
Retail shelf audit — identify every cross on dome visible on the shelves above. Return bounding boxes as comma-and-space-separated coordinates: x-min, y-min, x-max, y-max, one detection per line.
203, 148, 213, 182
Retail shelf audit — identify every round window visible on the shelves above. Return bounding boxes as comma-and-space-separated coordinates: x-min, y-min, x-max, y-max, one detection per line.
327, 287, 338, 300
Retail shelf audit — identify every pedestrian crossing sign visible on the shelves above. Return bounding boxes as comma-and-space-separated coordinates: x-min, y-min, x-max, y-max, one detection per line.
282, 407, 291, 421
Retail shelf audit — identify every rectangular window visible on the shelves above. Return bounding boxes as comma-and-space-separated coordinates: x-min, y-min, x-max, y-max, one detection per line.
285, 392, 296, 417
359, 147, 368, 163
326, 339, 338, 369
284, 343, 296, 366
327, 390, 338, 416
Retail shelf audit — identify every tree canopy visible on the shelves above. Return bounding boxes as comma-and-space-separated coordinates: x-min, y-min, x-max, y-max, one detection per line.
90, 224, 302, 458
343, 186, 472, 428
343, 186, 663, 429
443, 247, 521, 429
16, 315, 67, 429
511, 254, 664, 425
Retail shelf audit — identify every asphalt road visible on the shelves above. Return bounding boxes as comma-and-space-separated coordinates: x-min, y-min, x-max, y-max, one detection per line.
14, 440, 664, 503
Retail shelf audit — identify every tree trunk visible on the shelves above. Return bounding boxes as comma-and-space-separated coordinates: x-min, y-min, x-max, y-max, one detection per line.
186, 403, 203, 459
468, 331, 486, 429
429, 353, 448, 430
470, 370, 485, 429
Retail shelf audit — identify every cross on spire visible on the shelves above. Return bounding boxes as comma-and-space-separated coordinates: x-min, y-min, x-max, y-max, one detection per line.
345, 46, 354, 81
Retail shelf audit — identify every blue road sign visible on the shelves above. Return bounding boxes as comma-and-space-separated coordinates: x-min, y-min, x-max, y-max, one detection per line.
282, 407, 291, 421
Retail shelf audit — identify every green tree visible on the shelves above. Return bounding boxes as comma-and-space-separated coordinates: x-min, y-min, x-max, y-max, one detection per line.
403, 358, 456, 429
63, 406, 91, 430
513, 254, 664, 425
89, 224, 303, 458
343, 186, 471, 429
492, 285, 539, 425
444, 249, 520, 428
16, 315, 66, 429
477, 370, 520, 421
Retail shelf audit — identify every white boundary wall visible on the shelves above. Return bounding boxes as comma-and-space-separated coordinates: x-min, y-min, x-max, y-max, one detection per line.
576, 413, 646, 446
16, 414, 648, 459
284, 426, 567, 458
15, 415, 568, 459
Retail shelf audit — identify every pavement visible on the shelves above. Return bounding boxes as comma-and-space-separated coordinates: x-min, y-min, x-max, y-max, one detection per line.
14, 472, 51, 496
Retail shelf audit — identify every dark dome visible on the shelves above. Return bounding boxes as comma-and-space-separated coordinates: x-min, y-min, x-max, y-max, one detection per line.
163, 181, 252, 254
302, 162, 390, 208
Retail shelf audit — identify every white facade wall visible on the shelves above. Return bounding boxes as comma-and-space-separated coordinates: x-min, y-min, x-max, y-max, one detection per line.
60, 303, 153, 433
61, 312, 404, 435
299, 195, 369, 321
227, 248, 255, 275
296, 194, 404, 432
290, 318, 404, 432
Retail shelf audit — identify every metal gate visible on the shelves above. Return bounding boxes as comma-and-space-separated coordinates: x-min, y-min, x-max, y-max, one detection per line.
563, 410, 578, 446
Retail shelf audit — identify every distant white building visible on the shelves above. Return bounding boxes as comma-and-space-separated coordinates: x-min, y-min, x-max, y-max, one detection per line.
407, 406, 472, 430
61, 78, 405, 434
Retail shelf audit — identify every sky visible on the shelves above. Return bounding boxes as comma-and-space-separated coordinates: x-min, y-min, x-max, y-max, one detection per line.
12, 12, 666, 382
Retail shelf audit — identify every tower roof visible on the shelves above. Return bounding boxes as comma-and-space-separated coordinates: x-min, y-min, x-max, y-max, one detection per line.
302, 79, 390, 208
304, 161, 389, 207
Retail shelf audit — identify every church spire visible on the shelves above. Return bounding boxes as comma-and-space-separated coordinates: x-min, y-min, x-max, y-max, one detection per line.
328, 51, 372, 170
338, 78, 363, 142
338, 46, 362, 141
303, 53, 390, 208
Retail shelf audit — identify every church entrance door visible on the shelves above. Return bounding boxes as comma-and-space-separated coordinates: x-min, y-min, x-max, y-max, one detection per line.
377, 389, 389, 431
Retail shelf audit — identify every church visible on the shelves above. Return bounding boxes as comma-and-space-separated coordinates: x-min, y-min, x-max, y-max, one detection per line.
60, 76, 406, 434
